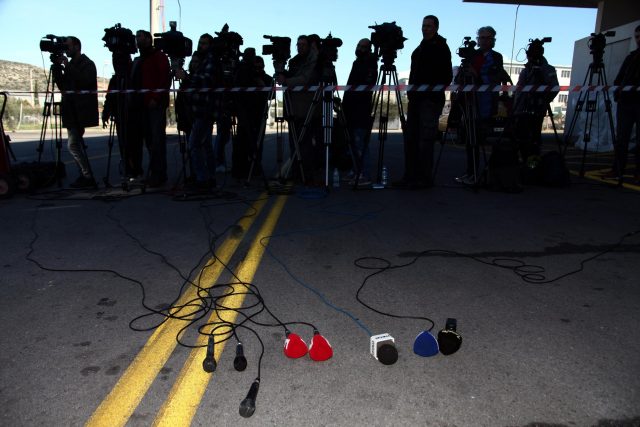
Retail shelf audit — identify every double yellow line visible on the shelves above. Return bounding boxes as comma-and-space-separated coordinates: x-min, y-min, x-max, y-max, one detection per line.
86, 193, 288, 427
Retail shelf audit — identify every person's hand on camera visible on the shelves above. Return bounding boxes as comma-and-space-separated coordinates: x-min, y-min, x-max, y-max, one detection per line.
102, 115, 109, 129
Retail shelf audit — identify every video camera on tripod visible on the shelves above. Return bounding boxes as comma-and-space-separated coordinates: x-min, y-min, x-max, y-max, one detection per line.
103, 23, 137, 55
457, 37, 477, 61
588, 31, 615, 65
154, 21, 193, 71
369, 21, 407, 67
211, 24, 244, 85
40, 34, 68, 62
262, 35, 291, 74
319, 33, 343, 62
318, 33, 343, 83
526, 37, 551, 66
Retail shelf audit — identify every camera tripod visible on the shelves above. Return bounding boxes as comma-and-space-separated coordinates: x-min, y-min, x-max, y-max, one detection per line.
245, 74, 304, 192
104, 72, 147, 193
435, 61, 485, 189
282, 68, 341, 189
354, 62, 406, 189
245, 78, 278, 189
36, 63, 66, 187
564, 57, 618, 184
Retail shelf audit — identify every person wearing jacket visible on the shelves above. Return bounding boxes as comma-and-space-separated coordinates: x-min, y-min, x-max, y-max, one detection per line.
454, 26, 511, 184
129, 30, 171, 187
341, 38, 378, 185
512, 40, 559, 162
396, 15, 453, 189
276, 35, 320, 183
102, 51, 134, 177
603, 25, 640, 183
52, 36, 99, 188
176, 34, 217, 190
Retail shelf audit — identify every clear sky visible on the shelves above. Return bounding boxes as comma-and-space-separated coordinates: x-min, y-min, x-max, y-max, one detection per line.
0, 0, 597, 86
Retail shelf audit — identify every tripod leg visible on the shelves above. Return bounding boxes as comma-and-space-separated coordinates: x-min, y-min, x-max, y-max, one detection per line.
103, 119, 115, 188
599, 71, 622, 186
282, 88, 321, 184
578, 90, 596, 177
246, 86, 274, 189
432, 127, 449, 181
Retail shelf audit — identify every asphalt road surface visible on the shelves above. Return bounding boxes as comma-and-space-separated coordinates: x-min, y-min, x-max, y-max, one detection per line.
1, 128, 639, 427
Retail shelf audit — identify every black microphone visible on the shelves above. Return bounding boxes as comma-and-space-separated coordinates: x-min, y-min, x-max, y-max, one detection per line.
239, 378, 260, 418
202, 336, 217, 373
233, 341, 247, 371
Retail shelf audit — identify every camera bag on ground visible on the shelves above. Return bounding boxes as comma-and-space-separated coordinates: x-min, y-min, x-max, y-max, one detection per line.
486, 142, 523, 193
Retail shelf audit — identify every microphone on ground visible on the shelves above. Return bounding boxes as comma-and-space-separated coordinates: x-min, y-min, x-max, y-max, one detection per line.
233, 341, 248, 371
239, 378, 260, 418
202, 335, 217, 373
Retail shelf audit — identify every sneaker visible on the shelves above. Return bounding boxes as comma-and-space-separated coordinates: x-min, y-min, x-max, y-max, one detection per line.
454, 173, 469, 184
69, 175, 97, 189
341, 171, 356, 182
349, 177, 372, 187
461, 175, 478, 186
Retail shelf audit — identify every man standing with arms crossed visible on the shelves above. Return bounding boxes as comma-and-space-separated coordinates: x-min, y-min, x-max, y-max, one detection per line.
396, 15, 452, 189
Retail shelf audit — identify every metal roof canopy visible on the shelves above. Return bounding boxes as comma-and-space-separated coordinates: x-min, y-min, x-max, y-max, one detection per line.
462, 0, 597, 8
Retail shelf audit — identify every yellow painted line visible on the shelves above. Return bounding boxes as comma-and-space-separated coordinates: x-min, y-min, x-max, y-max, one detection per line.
576, 169, 640, 191
153, 194, 289, 427
85, 193, 269, 427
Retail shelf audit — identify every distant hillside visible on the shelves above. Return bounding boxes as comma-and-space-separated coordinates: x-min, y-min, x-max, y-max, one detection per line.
0, 60, 49, 92
0, 59, 108, 93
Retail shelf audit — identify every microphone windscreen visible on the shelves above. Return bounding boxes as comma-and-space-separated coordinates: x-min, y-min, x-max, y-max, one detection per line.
413, 330, 439, 357
377, 343, 398, 365
283, 332, 308, 359
309, 332, 333, 362
437, 330, 462, 355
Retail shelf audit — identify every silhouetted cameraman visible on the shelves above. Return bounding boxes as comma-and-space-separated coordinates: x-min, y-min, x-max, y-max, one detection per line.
51, 36, 99, 189
342, 38, 378, 185
129, 30, 171, 187
605, 25, 640, 183
512, 38, 559, 162
276, 35, 320, 182
454, 26, 511, 184
175, 34, 218, 190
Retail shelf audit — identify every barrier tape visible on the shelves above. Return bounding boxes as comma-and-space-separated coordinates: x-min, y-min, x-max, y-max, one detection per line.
2, 84, 639, 96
